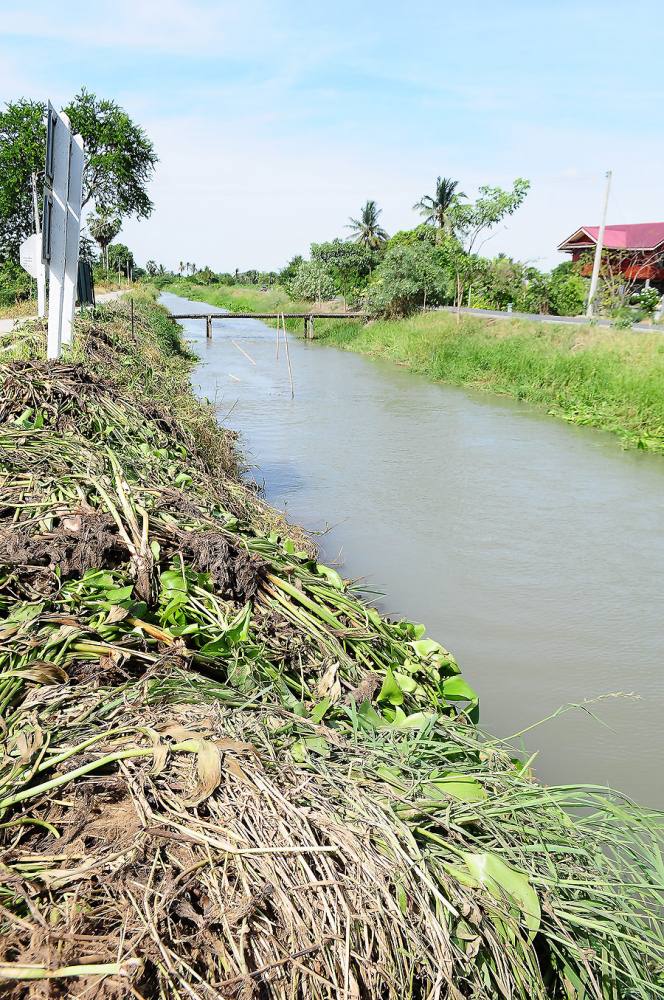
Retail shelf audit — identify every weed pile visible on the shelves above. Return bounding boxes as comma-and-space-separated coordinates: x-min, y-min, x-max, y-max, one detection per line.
0, 296, 662, 998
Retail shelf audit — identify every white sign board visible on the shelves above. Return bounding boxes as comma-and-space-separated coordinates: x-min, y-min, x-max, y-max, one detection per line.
19, 234, 41, 279
46, 107, 71, 360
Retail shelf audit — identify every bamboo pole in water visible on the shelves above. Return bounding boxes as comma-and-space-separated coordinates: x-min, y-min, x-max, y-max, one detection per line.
281, 313, 294, 399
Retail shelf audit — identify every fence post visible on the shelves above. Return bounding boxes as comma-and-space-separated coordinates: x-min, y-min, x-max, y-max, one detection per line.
206, 316, 212, 339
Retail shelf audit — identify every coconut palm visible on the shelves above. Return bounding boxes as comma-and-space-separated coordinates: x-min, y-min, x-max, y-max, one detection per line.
413, 177, 466, 230
346, 200, 388, 249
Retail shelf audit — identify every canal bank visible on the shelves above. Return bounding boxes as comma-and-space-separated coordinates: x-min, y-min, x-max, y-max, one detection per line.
162, 289, 664, 807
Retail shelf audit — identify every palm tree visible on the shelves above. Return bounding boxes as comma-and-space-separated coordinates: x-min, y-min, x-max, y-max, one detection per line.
413, 177, 466, 230
346, 200, 388, 249
178, 261, 184, 276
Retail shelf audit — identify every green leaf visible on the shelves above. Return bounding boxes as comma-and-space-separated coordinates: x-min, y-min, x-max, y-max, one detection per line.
462, 852, 541, 939
316, 564, 344, 590
105, 585, 134, 603
424, 775, 487, 803
441, 676, 478, 702
377, 668, 404, 706
310, 698, 331, 724
392, 671, 418, 694
160, 569, 188, 593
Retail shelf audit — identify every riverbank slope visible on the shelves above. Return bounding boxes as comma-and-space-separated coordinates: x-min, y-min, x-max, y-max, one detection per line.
168, 280, 664, 454
1, 292, 662, 997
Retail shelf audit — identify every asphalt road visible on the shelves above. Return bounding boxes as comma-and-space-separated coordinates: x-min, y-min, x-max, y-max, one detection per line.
438, 304, 662, 333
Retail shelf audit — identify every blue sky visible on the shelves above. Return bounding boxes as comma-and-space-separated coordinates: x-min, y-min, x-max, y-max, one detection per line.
2, 0, 663, 270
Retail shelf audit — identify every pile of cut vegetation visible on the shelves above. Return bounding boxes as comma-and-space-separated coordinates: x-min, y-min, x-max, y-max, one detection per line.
0, 296, 662, 999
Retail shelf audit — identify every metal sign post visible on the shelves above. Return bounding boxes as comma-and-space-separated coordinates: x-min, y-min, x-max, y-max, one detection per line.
40, 102, 85, 359
61, 133, 84, 346
45, 105, 71, 360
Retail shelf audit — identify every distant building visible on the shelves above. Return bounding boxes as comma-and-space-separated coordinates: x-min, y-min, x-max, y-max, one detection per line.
558, 222, 664, 288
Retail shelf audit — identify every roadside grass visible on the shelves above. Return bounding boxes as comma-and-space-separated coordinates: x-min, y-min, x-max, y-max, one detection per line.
165, 282, 664, 454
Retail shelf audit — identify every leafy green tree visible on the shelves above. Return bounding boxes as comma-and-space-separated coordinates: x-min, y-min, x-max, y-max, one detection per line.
367, 242, 453, 316
107, 242, 135, 276
0, 99, 44, 263
88, 209, 121, 271
386, 224, 437, 250
446, 179, 530, 305
64, 88, 157, 217
447, 179, 530, 256
279, 255, 304, 292
0, 259, 31, 307
145, 260, 158, 277
290, 259, 336, 302
548, 261, 587, 316
196, 266, 217, 285
0, 92, 157, 267
346, 200, 388, 249
311, 239, 376, 305
413, 177, 466, 230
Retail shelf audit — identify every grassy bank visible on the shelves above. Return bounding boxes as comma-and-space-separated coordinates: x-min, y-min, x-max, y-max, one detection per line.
0, 292, 662, 997
168, 281, 664, 453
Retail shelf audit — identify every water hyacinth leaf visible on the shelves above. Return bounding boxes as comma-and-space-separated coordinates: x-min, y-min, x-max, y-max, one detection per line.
462, 852, 541, 939
411, 638, 445, 659
424, 775, 487, 803
160, 568, 188, 593
442, 676, 479, 702
316, 564, 344, 590
104, 585, 134, 603
377, 668, 404, 706
395, 711, 437, 729
392, 671, 419, 694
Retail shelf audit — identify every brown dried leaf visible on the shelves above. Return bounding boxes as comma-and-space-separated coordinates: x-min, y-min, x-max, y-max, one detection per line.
185, 740, 222, 805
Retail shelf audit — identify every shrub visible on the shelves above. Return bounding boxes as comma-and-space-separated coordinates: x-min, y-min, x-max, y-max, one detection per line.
290, 259, 336, 302
367, 243, 453, 316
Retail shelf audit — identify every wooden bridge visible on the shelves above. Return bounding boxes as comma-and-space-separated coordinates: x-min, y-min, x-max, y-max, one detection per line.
170, 312, 366, 340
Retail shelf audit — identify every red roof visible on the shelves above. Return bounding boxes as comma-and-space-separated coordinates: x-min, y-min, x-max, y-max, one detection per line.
559, 222, 664, 252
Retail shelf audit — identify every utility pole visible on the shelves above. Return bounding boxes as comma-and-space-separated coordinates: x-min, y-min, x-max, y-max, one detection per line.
586, 170, 612, 317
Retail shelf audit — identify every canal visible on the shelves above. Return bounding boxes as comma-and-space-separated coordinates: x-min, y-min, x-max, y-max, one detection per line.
162, 291, 664, 806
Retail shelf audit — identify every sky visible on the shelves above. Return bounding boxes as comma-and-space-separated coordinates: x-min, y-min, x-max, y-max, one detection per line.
2, 0, 663, 271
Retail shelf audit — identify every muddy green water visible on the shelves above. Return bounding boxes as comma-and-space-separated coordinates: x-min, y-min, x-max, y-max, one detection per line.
162, 292, 664, 807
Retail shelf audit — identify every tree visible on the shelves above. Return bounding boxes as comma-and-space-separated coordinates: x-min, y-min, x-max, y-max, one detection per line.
447, 179, 530, 256
367, 242, 453, 317
178, 261, 184, 276
145, 260, 158, 277
279, 255, 304, 292
64, 88, 157, 217
446, 178, 530, 306
290, 260, 336, 303
107, 242, 135, 276
311, 239, 376, 306
0, 91, 156, 268
0, 99, 45, 263
88, 209, 121, 271
346, 200, 388, 249
548, 262, 586, 316
413, 177, 466, 231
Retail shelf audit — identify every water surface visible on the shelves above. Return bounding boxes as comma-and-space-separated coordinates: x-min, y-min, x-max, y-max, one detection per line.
162, 291, 664, 806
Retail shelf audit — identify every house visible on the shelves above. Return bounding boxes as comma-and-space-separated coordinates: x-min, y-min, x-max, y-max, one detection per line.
558, 222, 664, 287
